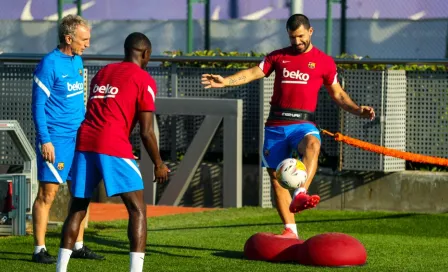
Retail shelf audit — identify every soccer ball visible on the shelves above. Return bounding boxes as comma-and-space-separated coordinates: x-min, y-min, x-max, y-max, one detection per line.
276, 158, 307, 190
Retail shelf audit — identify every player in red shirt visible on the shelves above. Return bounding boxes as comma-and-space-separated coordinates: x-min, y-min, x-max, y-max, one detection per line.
56, 32, 169, 272
201, 14, 375, 239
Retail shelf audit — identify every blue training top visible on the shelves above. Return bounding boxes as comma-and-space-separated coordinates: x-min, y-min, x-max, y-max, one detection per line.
32, 48, 85, 145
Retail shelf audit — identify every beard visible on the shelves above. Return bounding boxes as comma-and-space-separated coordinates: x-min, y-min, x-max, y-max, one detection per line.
291, 40, 310, 54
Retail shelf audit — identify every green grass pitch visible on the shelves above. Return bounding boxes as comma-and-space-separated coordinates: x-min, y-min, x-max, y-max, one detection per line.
1, 207, 447, 271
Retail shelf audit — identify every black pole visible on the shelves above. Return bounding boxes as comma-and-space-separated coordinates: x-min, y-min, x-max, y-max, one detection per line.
205, 0, 210, 50
77, 0, 82, 16
229, 0, 238, 19
340, 0, 347, 55
445, 25, 448, 58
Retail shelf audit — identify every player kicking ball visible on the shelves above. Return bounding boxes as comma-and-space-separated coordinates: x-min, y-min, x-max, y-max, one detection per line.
56, 32, 169, 272
201, 14, 375, 239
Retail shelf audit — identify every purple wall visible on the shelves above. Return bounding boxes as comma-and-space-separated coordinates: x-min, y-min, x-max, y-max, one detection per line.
1, 0, 447, 20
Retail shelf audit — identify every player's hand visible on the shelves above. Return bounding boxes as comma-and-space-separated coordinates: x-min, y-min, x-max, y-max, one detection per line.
201, 74, 225, 89
154, 163, 170, 183
358, 106, 375, 121
41, 142, 55, 163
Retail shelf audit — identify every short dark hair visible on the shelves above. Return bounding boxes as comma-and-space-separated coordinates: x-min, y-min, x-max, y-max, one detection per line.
124, 32, 152, 55
286, 14, 311, 31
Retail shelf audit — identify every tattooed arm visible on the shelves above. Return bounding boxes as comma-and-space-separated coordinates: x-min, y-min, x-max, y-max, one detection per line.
326, 83, 376, 120
201, 66, 265, 89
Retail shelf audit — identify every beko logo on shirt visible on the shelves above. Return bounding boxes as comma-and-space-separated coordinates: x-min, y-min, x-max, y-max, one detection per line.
282, 68, 310, 84
90, 84, 119, 99
92, 84, 119, 95
67, 82, 84, 91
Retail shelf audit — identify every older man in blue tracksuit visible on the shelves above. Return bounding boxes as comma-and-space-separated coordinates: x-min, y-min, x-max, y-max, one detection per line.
31, 14, 103, 264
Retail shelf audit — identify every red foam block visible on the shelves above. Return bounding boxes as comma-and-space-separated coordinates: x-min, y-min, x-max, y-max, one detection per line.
244, 232, 304, 262
295, 232, 367, 267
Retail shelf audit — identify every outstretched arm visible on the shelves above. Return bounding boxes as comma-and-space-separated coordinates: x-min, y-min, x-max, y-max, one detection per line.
326, 83, 375, 120
201, 66, 265, 88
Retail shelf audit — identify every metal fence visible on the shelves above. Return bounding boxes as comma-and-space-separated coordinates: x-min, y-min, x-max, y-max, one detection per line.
0, 54, 447, 207
1, 55, 447, 163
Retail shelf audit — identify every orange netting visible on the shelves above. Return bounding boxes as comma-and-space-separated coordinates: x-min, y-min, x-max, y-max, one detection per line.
321, 130, 448, 167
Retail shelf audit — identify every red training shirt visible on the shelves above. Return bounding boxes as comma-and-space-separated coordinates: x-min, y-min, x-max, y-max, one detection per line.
259, 46, 338, 126
76, 62, 157, 158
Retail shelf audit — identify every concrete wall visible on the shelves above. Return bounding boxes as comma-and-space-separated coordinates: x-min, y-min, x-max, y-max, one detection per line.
310, 169, 448, 213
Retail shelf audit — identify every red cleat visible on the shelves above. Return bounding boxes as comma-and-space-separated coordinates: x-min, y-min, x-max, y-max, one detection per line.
289, 192, 320, 213
275, 228, 298, 239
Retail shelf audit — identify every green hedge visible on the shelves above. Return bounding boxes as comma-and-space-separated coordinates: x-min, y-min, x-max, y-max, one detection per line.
336, 53, 447, 71
162, 50, 447, 71
162, 49, 264, 68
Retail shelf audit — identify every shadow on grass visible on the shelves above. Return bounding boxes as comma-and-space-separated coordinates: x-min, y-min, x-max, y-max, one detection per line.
0, 251, 36, 263
1, 251, 32, 256
152, 244, 247, 260
44, 229, 104, 239
212, 250, 300, 267
146, 213, 417, 232
80, 212, 420, 252
75, 234, 216, 258
0, 251, 59, 264
80, 240, 246, 260
150, 244, 223, 252
42, 212, 442, 259
212, 250, 244, 260
98, 248, 199, 258
0, 257, 36, 262
82, 233, 128, 250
